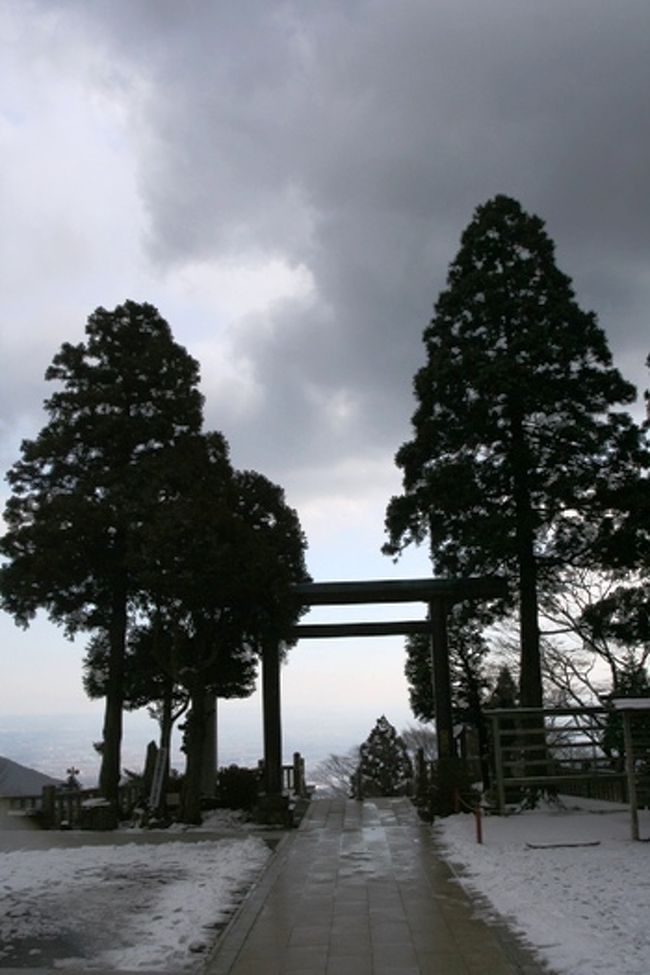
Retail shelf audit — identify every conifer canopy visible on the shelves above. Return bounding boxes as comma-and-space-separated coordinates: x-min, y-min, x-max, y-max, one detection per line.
385, 196, 644, 706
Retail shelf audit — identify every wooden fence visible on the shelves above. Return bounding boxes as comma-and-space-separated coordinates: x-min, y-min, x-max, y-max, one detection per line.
486, 706, 630, 814
3, 752, 310, 830
259, 753, 310, 798
2, 781, 141, 829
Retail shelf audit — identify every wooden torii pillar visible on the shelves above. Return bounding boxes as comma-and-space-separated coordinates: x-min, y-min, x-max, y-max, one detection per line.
260, 576, 506, 805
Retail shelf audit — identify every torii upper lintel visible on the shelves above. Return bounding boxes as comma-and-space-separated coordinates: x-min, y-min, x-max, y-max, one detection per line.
293, 575, 507, 606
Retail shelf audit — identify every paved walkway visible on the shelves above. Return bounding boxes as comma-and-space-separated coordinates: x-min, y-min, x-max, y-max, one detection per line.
207, 798, 550, 975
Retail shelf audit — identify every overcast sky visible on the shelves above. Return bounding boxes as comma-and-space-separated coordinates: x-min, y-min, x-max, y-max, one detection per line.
1, 1, 649, 757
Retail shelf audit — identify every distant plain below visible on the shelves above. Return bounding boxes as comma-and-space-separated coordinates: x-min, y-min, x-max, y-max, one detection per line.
0, 696, 414, 788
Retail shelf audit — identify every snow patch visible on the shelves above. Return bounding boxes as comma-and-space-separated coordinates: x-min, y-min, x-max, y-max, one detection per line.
0, 836, 270, 970
436, 799, 650, 975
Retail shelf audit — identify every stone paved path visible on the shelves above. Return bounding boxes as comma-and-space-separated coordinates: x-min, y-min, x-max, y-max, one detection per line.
207, 797, 551, 975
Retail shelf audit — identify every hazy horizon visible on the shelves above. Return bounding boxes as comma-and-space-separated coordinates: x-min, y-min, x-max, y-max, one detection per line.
0, 676, 419, 786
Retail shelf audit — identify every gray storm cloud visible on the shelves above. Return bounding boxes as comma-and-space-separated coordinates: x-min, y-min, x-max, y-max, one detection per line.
4, 0, 650, 477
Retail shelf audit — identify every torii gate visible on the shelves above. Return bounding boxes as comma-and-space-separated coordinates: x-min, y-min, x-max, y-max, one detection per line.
260, 576, 507, 800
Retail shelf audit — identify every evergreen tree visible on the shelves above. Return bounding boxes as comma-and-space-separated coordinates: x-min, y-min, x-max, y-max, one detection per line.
487, 665, 519, 710
405, 607, 491, 784
137, 433, 309, 823
385, 196, 644, 708
580, 581, 650, 660
578, 355, 650, 649
0, 302, 203, 801
352, 716, 413, 797
404, 607, 489, 726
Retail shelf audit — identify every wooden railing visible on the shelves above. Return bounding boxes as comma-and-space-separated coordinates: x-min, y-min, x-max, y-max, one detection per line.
283, 752, 309, 797
2, 781, 142, 829
486, 707, 628, 814
258, 752, 311, 798
3, 752, 312, 830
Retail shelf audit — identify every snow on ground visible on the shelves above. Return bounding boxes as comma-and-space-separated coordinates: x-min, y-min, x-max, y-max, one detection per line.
0, 834, 270, 970
436, 797, 650, 975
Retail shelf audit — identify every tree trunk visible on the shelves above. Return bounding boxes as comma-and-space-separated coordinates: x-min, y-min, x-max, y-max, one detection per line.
156, 680, 174, 811
518, 540, 542, 708
508, 406, 543, 708
507, 403, 547, 797
200, 694, 218, 797
180, 684, 206, 824
159, 685, 173, 776
98, 588, 127, 805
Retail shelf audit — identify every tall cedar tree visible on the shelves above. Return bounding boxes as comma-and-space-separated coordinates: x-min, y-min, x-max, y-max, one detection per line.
385, 196, 643, 707
0, 302, 203, 801
137, 432, 309, 823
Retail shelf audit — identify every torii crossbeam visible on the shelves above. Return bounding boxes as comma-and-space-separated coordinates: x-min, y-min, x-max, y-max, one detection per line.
260, 576, 507, 802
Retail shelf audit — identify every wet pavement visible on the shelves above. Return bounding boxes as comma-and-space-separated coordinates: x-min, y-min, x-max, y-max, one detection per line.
0, 800, 552, 975
206, 797, 551, 975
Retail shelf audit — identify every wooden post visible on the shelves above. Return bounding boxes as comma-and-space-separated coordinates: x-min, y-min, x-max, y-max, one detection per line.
143, 740, 158, 798
415, 747, 427, 803
262, 640, 283, 795
622, 710, 640, 841
430, 599, 453, 760
149, 747, 168, 812
475, 803, 483, 844
41, 785, 57, 829
293, 752, 303, 797
491, 712, 506, 815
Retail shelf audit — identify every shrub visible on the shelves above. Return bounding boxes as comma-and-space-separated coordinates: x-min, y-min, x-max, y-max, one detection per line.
216, 765, 260, 810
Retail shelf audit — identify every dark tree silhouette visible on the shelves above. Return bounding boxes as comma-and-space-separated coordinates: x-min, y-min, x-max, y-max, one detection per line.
83, 621, 191, 789
405, 607, 489, 725
385, 195, 644, 708
1, 301, 203, 802
137, 432, 310, 823
576, 354, 650, 660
